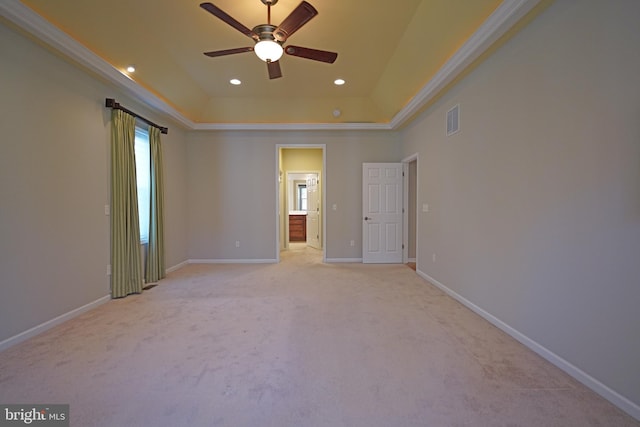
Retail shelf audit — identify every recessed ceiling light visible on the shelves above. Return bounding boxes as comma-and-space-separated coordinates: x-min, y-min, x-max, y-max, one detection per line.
230, 79, 242, 85
334, 78, 345, 86
126, 66, 136, 73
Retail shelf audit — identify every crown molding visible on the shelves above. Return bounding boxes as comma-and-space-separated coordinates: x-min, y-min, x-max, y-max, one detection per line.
0, 0, 195, 129
390, 0, 541, 129
1, 0, 540, 132
192, 122, 392, 132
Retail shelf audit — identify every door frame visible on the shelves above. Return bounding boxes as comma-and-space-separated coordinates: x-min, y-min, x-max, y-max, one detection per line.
275, 144, 326, 262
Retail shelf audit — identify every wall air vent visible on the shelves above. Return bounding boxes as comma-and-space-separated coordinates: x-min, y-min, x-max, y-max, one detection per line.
446, 104, 460, 136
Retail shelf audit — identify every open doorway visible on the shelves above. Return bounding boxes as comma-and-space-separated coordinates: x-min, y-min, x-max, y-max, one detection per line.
276, 145, 326, 262
403, 154, 418, 267
286, 171, 321, 248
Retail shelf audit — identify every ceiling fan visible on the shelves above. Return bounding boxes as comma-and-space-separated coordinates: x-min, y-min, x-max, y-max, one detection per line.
200, 0, 338, 79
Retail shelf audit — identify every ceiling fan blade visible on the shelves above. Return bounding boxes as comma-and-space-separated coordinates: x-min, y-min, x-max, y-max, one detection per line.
267, 61, 283, 79
284, 46, 337, 63
204, 47, 254, 58
273, 1, 318, 42
200, 2, 257, 40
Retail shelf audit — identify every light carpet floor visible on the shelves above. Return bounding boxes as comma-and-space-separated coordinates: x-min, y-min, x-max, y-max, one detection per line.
0, 245, 637, 427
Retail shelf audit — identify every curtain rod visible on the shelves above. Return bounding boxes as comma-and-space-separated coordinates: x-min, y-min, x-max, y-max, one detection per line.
105, 98, 168, 134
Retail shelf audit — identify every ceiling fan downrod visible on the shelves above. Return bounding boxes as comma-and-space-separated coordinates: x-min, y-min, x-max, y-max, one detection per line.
261, 0, 278, 24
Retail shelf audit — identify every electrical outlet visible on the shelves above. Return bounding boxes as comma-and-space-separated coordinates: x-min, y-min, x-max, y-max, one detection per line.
422, 204, 429, 213
107, 264, 111, 276
350, 240, 355, 247
104, 205, 110, 216
432, 253, 436, 263
235, 241, 240, 248
332, 204, 337, 211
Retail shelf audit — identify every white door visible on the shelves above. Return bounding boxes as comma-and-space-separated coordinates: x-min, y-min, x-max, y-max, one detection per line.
362, 163, 403, 263
306, 175, 321, 249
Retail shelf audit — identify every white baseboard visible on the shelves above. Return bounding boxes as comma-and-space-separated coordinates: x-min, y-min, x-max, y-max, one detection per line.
416, 269, 640, 422
167, 259, 278, 272
0, 295, 110, 353
166, 260, 189, 273
325, 258, 363, 263
188, 258, 277, 264
176, 258, 365, 265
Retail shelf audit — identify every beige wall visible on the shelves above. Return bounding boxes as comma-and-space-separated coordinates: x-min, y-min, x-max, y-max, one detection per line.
401, 0, 640, 411
186, 131, 399, 261
281, 148, 323, 172
163, 130, 190, 268
0, 22, 189, 343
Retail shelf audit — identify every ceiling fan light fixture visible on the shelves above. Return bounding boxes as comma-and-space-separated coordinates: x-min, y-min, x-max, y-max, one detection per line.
254, 40, 283, 62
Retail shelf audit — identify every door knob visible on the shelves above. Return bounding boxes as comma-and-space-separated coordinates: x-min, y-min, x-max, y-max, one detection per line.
364, 216, 371, 220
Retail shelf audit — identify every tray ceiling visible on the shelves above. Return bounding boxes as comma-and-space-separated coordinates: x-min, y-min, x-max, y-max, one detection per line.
3, 0, 547, 129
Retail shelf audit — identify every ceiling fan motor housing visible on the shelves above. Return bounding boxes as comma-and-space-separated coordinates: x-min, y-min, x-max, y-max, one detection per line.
253, 24, 279, 43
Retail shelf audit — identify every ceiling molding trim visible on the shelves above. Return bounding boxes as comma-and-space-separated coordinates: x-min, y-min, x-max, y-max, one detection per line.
390, 0, 542, 130
192, 122, 393, 131
0, 0, 195, 129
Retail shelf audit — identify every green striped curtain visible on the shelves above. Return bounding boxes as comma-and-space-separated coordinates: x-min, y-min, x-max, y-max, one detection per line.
110, 109, 143, 298
145, 126, 165, 283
